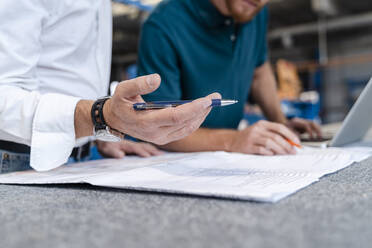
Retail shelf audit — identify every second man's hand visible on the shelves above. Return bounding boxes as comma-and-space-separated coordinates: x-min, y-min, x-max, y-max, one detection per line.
227, 120, 300, 156
285, 117, 322, 139
96, 140, 164, 158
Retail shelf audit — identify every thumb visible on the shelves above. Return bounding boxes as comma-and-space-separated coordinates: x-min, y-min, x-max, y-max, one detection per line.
205, 92, 222, 101
116, 74, 161, 99
113, 149, 125, 159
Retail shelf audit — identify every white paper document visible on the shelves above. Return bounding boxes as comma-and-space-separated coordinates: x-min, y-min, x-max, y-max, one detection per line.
0, 147, 370, 203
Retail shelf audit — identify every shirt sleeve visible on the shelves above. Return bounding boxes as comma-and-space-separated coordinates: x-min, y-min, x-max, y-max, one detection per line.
255, 7, 269, 68
137, 21, 182, 101
0, 0, 81, 171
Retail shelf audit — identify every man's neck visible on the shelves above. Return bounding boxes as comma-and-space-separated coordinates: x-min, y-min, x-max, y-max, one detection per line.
209, 0, 231, 16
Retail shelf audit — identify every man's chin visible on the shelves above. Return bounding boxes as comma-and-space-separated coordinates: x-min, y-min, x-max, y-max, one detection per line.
230, 6, 262, 23
233, 15, 254, 23
231, 12, 256, 23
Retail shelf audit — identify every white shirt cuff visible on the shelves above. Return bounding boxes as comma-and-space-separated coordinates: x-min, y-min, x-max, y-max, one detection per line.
30, 93, 81, 171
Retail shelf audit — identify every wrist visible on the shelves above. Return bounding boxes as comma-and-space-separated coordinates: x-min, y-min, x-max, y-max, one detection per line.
74, 100, 94, 138
102, 98, 117, 130
220, 129, 238, 152
92, 97, 125, 142
269, 113, 288, 125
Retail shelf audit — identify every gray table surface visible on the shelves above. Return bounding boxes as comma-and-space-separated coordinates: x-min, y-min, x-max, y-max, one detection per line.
1, 156, 372, 248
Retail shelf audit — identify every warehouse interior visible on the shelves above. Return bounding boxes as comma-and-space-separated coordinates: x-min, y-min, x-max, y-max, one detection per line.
111, 0, 372, 124
3, 1, 372, 247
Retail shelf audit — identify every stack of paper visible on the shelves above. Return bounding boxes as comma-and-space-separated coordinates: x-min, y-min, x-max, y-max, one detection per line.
0, 147, 370, 203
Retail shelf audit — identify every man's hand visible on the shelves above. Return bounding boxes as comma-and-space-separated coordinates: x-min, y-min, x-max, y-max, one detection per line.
103, 74, 220, 145
227, 120, 300, 155
96, 140, 164, 158
74, 74, 220, 142
286, 117, 322, 139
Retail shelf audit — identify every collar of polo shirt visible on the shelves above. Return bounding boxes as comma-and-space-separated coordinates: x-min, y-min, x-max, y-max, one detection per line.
192, 0, 234, 28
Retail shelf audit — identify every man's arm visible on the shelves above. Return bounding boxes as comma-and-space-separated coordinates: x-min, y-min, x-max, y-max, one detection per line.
250, 62, 287, 124
155, 63, 304, 155
159, 128, 236, 152
148, 62, 298, 155
159, 120, 299, 156
75, 74, 220, 146
0, 1, 85, 171
251, 62, 322, 138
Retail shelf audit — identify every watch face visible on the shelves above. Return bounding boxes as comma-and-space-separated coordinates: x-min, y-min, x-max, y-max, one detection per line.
96, 130, 122, 142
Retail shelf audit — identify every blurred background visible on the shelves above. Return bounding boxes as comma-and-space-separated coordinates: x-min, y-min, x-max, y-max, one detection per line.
110, 0, 372, 124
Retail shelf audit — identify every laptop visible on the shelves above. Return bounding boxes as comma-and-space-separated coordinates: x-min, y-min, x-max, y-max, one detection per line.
302, 77, 372, 147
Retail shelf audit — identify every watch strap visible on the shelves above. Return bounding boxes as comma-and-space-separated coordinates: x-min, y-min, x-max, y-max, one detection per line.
91, 97, 125, 141
91, 97, 110, 131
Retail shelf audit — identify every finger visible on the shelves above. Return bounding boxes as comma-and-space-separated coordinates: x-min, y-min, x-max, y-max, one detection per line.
168, 102, 213, 134
102, 147, 124, 158
113, 150, 125, 158
143, 143, 164, 156
152, 109, 209, 144
175, 102, 212, 130
161, 122, 199, 145
263, 122, 300, 144
205, 92, 222, 101
121, 141, 151, 157
132, 145, 152, 157
155, 108, 208, 136
170, 93, 218, 123
262, 132, 296, 154
259, 137, 288, 155
293, 118, 314, 139
311, 122, 322, 138
304, 123, 314, 139
136, 143, 162, 156
109, 144, 126, 158
116, 74, 161, 99
97, 142, 125, 158
252, 145, 274, 156
145, 93, 218, 126
159, 92, 218, 125
120, 141, 145, 156
291, 118, 318, 138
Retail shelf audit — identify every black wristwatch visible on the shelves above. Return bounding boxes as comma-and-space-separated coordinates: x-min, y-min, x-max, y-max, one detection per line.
91, 97, 125, 142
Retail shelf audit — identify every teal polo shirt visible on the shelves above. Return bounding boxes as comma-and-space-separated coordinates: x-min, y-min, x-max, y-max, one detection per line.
138, 0, 268, 129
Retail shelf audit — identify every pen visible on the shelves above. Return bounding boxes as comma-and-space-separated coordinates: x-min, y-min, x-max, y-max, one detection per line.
286, 138, 302, 148
133, 99, 238, 110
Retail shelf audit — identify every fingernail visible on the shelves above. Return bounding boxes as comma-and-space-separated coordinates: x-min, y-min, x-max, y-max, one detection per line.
146, 75, 155, 87
116, 151, 125, 158
215, 92, 222, 99
292, 136, 300, 144
203, 99, 212, 108
146, 74, 159, 87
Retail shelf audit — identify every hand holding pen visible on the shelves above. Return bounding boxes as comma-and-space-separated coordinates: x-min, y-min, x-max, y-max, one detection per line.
102, 74, 222, 145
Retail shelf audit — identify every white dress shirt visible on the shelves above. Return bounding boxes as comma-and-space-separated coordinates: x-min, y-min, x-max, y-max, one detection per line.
0, 0, 112, 171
